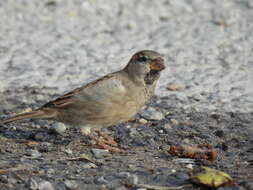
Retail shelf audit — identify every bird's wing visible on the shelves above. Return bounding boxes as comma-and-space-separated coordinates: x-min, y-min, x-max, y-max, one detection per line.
42, 87, 83, 108
42, 73, 126, 108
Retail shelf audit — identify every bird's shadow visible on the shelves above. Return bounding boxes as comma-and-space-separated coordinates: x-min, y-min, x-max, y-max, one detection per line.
0, 120, 79, 145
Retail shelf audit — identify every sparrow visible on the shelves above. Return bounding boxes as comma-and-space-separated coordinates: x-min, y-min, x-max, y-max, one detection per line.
1, 50, 165, 135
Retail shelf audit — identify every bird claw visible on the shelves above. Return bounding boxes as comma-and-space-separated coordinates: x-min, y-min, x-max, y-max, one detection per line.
90, 131, 125, 153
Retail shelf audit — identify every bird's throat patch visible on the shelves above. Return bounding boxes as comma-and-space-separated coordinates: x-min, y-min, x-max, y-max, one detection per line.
144, 70, 160, 85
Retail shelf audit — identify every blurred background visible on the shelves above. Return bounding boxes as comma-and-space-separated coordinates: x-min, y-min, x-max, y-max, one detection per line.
0, 0, 253, 112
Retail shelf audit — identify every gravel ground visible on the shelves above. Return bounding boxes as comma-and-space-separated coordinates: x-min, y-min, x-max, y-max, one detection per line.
0, 0, 253, 190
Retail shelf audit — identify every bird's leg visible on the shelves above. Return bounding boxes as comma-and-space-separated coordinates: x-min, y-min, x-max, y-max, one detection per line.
79, 126, 125, 153
80, 126, 92, 135
92, 131, 125, 153
96, 131, 119, 146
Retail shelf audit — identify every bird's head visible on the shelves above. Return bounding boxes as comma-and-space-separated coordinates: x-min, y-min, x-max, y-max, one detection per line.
124, 50, 165, 85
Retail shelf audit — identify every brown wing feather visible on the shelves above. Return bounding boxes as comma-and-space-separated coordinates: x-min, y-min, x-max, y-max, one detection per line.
42, 75, 114, 108
42, 87, 82, 108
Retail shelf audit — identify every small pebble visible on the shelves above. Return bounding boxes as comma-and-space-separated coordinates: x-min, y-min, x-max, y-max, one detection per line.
129, 128, 138, 136
186, 164, 193, 169
166, 83, 184, 91
91, 149, 110, 159
10, 126, 16, 131
177, 94, 188, 102
36, 94, 45, 101
82, 162, 98, 169
46, 169, 55, 177
64, 180, 79, 190
126, 20, 137, 30
141, 107, 164, 120
26, 149, 41, 159
118, 172, 131, 178
175, 172, 189, 180
165, 111, 171, 115
38, 169, 45, 175
0, 175, 8, 183
115, 186, 129, 190
28, 178, 38, 190
64, 148, 73, 155
80, 127, 91, 135
127, 164, 135, 169
170, 119, 179, 125
96, 176, 108, 185
139, 118, 148, 124
0, 161, 10, 168
99, 184, 108, 190
34, 132, 46, 141
38, 181, 54, 190
34, 125, 41, 129
50, 123, 66, 134
131, 174, 139, 184
244, 182, 253, 190
118, 172, 138, 184
191, 93, 203, 101
125, 125, 131, 128
220, 98, 229, 103
8, 178, 17, 184
163, 124, 172, 130
182, 138, 190, 144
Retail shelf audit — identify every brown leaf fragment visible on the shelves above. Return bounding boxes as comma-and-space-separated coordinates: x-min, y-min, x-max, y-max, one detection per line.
168, 144, 218, 161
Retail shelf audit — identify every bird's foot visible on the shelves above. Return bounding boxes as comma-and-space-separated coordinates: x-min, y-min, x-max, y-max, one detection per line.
90, 131, 125, 153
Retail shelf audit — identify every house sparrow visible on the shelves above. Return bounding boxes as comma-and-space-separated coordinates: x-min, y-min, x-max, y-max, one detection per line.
1, 50, 165, 136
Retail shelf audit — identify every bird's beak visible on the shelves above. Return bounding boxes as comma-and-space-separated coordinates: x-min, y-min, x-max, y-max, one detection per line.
149, 57, 165, 71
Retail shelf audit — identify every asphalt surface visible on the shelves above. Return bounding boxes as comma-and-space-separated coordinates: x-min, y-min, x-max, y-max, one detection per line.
0, 1, 253, 190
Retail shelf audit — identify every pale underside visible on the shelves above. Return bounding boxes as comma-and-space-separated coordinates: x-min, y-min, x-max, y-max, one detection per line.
47, 71, 152, 130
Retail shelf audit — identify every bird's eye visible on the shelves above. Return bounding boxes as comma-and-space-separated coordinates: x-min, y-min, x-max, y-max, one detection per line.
138, 56, 148, 62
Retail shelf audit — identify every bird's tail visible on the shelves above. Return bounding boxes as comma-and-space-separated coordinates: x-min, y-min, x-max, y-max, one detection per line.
1, 109, 55, 125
